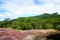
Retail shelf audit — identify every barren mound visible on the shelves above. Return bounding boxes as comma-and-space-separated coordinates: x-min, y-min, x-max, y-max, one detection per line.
0, 28, 59, 40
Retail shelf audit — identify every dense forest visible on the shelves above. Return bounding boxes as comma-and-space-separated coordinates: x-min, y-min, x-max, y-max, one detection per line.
0, 12, 60, 30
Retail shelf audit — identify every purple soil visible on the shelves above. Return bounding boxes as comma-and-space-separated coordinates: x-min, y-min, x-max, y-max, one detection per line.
0, 28, 59, 40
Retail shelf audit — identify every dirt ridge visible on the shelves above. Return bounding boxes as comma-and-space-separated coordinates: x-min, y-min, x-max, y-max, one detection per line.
0, 28, 59, 40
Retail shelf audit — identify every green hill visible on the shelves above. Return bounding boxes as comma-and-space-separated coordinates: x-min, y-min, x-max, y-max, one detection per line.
0, 12, 60, 30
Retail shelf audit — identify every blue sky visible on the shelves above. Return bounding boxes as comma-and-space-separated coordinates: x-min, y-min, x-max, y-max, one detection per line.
0, 0, 60, 20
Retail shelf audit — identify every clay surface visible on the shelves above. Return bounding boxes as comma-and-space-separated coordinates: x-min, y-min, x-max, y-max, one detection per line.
0, 28, 59, 40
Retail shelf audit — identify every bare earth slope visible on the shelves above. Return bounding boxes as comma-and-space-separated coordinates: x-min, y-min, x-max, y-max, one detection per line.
0, 28, 60, 40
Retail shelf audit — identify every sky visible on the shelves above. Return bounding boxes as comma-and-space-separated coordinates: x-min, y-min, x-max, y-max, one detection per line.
0, 0, 60, 20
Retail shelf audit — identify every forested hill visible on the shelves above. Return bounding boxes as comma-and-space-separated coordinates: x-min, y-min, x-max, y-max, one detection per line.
0, 12, 60, 30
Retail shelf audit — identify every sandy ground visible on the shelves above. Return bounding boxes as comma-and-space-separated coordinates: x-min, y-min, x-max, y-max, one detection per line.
0, 28, 59, 40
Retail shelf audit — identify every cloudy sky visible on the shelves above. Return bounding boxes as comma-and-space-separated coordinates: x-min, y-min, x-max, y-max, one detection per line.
0, 0, 60, 20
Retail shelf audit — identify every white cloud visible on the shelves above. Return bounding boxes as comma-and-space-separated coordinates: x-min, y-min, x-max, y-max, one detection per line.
0, 0, 60, 20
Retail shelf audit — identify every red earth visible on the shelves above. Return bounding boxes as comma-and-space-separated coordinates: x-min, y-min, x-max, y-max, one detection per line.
0, 28, 59, 40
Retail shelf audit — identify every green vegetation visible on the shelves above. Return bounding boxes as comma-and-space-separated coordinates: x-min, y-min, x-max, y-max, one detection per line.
0, 12, 60, 30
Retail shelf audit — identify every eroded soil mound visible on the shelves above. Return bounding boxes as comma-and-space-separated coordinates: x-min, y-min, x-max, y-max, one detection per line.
0, 28, 60, 40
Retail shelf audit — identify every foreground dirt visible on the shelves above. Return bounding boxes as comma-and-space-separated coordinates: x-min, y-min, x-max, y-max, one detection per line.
0, 28, 60, 40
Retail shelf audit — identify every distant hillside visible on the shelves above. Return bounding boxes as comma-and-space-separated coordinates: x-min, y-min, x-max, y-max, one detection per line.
0, 12, 60, 30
